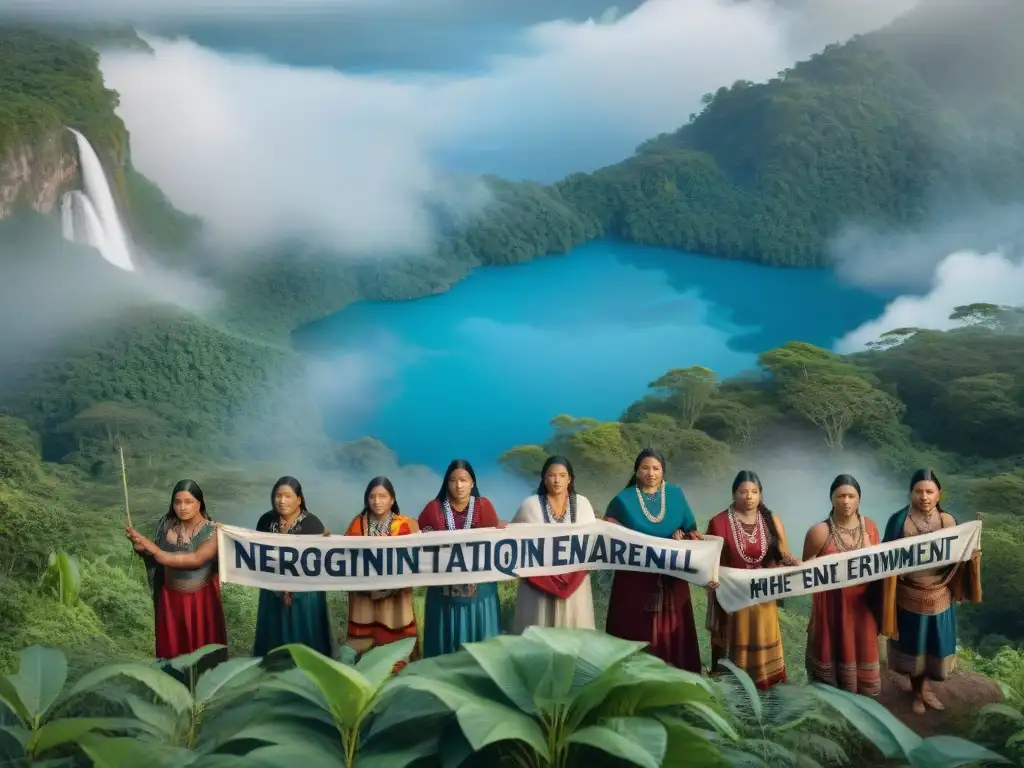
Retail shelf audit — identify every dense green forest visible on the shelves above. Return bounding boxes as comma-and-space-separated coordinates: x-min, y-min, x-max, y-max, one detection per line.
3, 4, 1024, 764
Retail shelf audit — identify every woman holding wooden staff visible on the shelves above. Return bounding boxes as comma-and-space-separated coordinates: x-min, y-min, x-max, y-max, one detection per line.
126, 479, 228, 662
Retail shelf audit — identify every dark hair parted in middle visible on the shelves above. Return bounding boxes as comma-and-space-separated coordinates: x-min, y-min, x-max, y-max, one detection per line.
625, 448, 666, 488
731, 469, 783, 567
362, 475, 400, 516
537, 455, 576, 496
271, 475, 308, 512
435, 459, 480, 502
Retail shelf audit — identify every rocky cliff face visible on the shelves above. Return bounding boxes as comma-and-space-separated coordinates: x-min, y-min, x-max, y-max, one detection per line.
0, 133, 78, 219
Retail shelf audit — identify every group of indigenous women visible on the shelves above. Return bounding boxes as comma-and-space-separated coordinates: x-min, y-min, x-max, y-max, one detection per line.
128, 454, 981, 712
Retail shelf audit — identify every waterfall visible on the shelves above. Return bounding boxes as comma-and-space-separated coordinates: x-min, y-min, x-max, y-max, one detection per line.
61, 191, 106, 253
60, 127, 135, 272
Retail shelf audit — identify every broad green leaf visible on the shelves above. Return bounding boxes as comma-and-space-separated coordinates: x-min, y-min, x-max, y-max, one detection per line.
194, 698, 335, 752
574, 654, 716, 724
356, 737, 440, 768
717, 660, 762, 724
244, 742, 352, 768
521, 627, 646, 706
397, 675, 550, 759
260, 668, 330, 710
8, 646, 67, 722
207, 718, 342, 754
64, 662, 193, 714
0, 723, 29, 749
907, 735, 1010, 768
30, 717, 141, 756
79, 735, 198, 767
679, 701, 740, 742
364, 687, 453, 742
566, 716, 667, 768
976, 702, 1024, 725
461, 636, 547, 715
168, 645, 229, 671
194, 657, 264, 704
120, 693, 181, 740
808, 682, 922, 759
657, 716, 728, 768
283, 644, 371, 729
353, 637, 417, 690
0, 675, 30, 723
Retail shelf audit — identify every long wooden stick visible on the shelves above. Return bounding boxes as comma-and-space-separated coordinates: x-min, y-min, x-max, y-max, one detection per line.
118, 443, 134, 529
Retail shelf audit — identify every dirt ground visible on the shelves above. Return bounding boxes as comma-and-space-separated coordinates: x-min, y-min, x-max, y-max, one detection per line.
875, 667, 1004, 737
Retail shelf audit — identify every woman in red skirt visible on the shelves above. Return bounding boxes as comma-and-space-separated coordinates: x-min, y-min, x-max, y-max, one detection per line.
803, 474, 881, 696
127, 479, 228, 665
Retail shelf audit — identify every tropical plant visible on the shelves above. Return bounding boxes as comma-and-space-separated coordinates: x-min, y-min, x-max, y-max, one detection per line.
970, 647, 1024, 763
391, 626, 725, 768
39, 551, 81, 607
690, 660, 853, 767
229, 636, 427, 768
809, 682, 1010, 767
77, 644, 273, 766
0, 644, 144, 763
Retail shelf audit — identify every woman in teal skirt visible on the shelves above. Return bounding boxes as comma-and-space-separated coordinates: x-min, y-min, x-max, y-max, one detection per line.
417, 459, 504, 657
252, 476, 336, 659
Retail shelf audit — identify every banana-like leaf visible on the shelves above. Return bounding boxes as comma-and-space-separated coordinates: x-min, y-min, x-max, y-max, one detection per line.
282, 644, 371, 729
207, 718, 343, 754
356, 725, 442, 768
396, 675, 550, 760
572, 653, 716, 726
353, 637, 417, 690
656, 715, 728, 768
194, 657, 264, 705
79, 735, 198, 767
976, 702, 1024, 726
30, 716, 141, 756
120, 693, 182, 740
63, 662, 194, 714
0, 723, 29, 750
244, 742, 353, 768
168, 645, 229, 672
0, 675, 29, 723
7, 646, 67, 723
906, 734, 1010, 768
521, 627, 647, 708
807, 682, 920, 759
565, 716, 667, 768
44, 552, 81, 607
363, 687, 453, 744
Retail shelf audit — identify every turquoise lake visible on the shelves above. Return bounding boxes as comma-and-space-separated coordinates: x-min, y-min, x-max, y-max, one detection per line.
295, 241, 892, 474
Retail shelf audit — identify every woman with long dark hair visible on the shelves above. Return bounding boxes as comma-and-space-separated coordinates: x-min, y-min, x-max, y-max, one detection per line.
343, 476, 420, 657
126, 479, 228, 661
252, 476, 335, 658
604, 448, 702, 672
803, 474, 882, 696
879, 468, 982, 714
510, 455, 596, 632
418, 459, 503, 657
706, 470, 797, 689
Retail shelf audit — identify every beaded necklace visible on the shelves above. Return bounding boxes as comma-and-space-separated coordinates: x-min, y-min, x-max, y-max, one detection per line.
728, 507, 769, 565
443, 496, 475, 531
635, 482, 667, 524
366, 512, 395, 537
828, 513, 864, 552
540, 493, 576, 524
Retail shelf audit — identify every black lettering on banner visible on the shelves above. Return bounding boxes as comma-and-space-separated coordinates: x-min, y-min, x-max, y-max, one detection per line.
552, 535, 570, 567
569, 535, 588, 565
494, 539, 519, 576
524, 538, 544, 568
446, 543, 468, 574
749, 571, 794, 600
589, 537, 609, 565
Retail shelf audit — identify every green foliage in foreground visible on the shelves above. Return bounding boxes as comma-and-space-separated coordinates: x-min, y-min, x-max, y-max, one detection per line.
0, 630, 1008, 768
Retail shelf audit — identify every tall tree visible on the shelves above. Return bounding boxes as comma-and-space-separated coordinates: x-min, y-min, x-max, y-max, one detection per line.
648, 366, 718, 428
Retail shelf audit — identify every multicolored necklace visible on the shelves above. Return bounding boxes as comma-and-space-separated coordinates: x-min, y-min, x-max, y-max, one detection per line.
728, 507, 768, 565
540, 493, 576, 524
443, 496, 475, 531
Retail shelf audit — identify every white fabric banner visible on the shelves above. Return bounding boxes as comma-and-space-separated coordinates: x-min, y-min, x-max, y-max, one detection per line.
713, 520, 983, 613
217, 521, 725, 592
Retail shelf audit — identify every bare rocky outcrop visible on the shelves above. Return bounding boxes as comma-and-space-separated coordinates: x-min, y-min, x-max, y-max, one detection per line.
0, 133, 78, 219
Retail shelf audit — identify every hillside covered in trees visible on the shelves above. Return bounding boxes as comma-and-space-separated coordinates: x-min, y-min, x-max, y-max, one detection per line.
1, 3, 1024, 749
